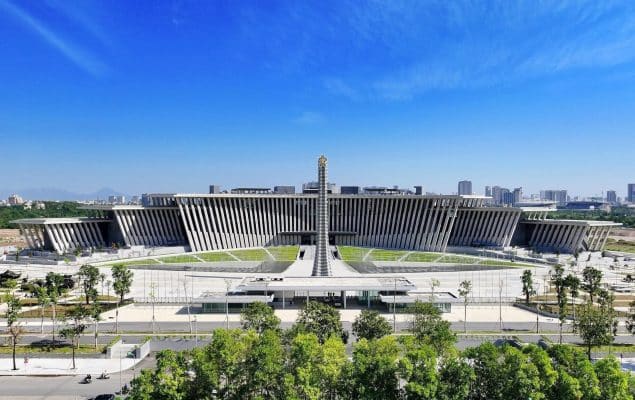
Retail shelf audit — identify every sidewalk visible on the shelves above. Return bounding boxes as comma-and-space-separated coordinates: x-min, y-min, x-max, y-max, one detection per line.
0, 356, 141, 376
97, 303, 557, 323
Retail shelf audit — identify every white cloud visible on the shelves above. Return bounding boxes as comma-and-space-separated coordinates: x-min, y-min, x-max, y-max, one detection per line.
0, 0, 108, 77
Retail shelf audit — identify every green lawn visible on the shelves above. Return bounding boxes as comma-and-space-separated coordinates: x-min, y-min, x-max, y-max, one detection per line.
266, 245, 299, 261
439, 254, 480, 264
159, 254, 201, 264
198, 251, 235, 262
605, 239, 635, 254
229, 248, 270, 261
367, 249, 409, 261
404, 252, 442, 262
107, 258, 161, 267
338, 246, 529, 267
338, 246, 371, 261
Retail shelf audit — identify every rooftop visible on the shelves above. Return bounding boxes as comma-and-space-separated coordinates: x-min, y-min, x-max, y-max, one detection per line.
236, 276, 416, 292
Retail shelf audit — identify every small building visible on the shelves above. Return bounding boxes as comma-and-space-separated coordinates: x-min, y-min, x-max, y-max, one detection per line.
193, 276, 417, 313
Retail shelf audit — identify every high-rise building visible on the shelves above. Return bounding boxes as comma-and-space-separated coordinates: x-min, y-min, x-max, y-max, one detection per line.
209, 185, 222, 194
7, 194, 24, 205
606, 190, 617, 204
540, 190, 568, 205
513, 187, 523, 205
491, 186, 504, 204
108, 195, 125, 205
501, 191, 514, 205
414, 186, 424, 195
628, 184, 635, 203
485, 186, 492, 197
312, 155, 331, 277
458, 180, 472, 196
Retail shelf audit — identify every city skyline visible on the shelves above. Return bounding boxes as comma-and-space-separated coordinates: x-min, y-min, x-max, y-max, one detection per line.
1, 1, 635, 196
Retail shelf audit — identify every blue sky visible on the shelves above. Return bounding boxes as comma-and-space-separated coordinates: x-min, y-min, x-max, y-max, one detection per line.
1, 1, 635, 198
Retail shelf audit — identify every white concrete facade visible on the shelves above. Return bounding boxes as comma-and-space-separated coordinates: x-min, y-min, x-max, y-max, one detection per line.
12, 196, 620, 255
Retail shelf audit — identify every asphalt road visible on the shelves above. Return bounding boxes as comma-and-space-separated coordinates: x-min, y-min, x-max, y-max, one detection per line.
0, 355, 155, 400
4, 318, 635, 347
3, 318, 585, 334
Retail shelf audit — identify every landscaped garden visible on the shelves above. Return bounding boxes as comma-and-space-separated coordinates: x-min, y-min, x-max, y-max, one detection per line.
107, 245, 300, 266
338, 245, 532, 267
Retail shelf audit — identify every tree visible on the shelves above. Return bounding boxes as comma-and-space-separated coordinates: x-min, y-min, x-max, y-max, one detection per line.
288, 332, 323, 399
626, 299, 635, 335
347, 336, 401, 400
77, 264, 100, 305
5, 293, 23, 370
59, 303, 90, 369
35, 285, 50, 334
522, 344, 557, 396
245, 329, 287, 399
45, 272, 64, 342
295, 301, 344, 344
189, 329, 257, 399
594, 356, 633, 400
318, 335, 347, 400
575, 300, 615, 360
352, 309, 392, 341
437, 357, 475, 400
240, 301, 281, 334
548, 344, 601, 400
582, 266, 602, 303
549, 368, 583, 400
112, 264, 133, 334
499, 346, 543, 400
521, 269, 535, 305
399, 344, 438, 400
99, 272, 106, 296
551, 264, 568, 344
128, 349, 190, 400
463, 342, 504, 400
458, 280, 472, 333
90, 303, 102, 350
565, 273, 580, 322
408, 301, 456, 354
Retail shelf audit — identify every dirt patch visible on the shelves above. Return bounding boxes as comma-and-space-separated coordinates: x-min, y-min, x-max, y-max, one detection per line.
0, 228, 25, 248
610, 228, 635, 242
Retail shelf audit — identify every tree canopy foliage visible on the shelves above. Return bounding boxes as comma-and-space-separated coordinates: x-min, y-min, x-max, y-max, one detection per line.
127, 302, 634, 400
0, 201, 101, 229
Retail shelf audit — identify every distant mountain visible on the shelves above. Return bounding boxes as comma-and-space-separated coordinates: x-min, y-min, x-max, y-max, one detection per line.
0, 187, 130, 202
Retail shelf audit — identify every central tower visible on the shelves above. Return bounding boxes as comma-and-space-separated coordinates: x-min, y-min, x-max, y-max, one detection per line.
312, 155, 332, 276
